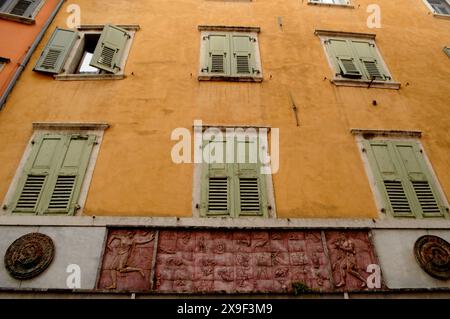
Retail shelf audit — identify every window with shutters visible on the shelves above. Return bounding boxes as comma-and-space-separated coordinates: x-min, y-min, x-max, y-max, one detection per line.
198, 26, 263, 82
193, 127, 275, 218
422, 0, 450, 17
1, 123, 108, 216
33, 24, 139, 81
316, 30, 400, 89
354, 132, 449, 219
308, 0, 352, 7
0, 0, 43, 24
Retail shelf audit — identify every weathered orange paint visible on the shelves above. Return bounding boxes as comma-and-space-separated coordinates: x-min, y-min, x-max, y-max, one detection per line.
0, 0, 448, 219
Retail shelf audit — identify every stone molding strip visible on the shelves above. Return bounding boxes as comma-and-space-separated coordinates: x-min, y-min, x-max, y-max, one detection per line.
315, 29, 376, 40
198, 25, 260, 33
77, 24, 141, 31
32, 122, 110, 131
350, 129, 422, 138
1, 216, 450, 230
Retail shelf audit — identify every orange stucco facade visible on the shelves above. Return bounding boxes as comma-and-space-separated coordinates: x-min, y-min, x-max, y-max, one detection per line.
0, 0, 449, 219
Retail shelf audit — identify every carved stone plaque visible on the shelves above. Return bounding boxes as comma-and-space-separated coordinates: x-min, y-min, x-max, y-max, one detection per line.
97, 229, 156, 291
414, 235, 450, 280
4, 233, 55, 280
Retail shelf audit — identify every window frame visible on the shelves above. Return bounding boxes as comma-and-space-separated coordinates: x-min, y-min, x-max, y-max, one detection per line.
316, 30, 400, 89
198, 26, 263, 82
1, 123, 108, 216
422, 0, 450, 19
353, 130, 449, 220
0, 0, 45, 25
192, 126, 276, 219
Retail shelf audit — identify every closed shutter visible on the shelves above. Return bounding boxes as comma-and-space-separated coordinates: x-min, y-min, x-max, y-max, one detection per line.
364, 140, 414, 217
234, 137, 267, 217
34, 28, 78, 74
200, 139, 233, 216
12, 134, 65, 214
90, 24, 130, 73
0, 0, 12, 11
351, 40, 388, 81
393, 142, 444, 217
203, 33, 230, 76
8, 0, 41, 17
231, 34, 258, 76
44, 134, 96, 215
326, 38, 362, 79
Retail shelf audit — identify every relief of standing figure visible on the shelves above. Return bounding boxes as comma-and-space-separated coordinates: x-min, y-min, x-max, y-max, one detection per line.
332, 235, 367, 288
105, 231, 155, 289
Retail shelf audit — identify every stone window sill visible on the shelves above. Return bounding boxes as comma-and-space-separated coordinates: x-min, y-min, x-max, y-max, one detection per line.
307, 1, 354, 9
0, 12, 35, 24
332, 78, 401, 90
198, 75, 263, 82
433, 13, 450, 20
54, 74, 125, 81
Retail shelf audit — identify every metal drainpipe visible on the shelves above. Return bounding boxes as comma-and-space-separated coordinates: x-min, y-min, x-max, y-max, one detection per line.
0, 0, 66, 110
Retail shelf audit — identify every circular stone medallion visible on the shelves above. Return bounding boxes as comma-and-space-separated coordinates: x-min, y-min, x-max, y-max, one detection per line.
414, 235, 450, 280
4, 233, 55, 280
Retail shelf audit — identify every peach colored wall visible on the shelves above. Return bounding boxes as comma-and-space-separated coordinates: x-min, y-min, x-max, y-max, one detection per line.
0, 0, 61, 98
0, 0, 449, 218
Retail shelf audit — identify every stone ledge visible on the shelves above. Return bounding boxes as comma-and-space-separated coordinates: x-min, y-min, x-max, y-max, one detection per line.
307, 1, 354, 9
331, 78, 401, 90
32, 122, 110, 131
0, 12, 35, 24
198, 75, 263, 82
350, 129, 422, 138
315, 29, 376, 40
76, 24, 141, 31
54, 74, 125, 81
198, 25, 260, 33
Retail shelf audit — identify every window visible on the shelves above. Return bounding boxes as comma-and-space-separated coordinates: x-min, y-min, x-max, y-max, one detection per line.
0, 0, 43, 24
359, 135, 448, 218
423, 0, 450, 16
2, 123, 108, 216
0, 57, 9, 72
198, 26, 263, 82
308, 0, 352, 6
316, 30, 399, 89
34, 24, 138, 80
444, 46, 450, 58
194, 127, 275, 218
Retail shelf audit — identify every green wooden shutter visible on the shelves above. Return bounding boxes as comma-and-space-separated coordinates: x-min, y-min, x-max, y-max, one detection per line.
234, 137, 267, 217
203, 33, 230, 76
200, 139, 233, 217
7, 0, 41, 18
0, 0, 12, 11
90, 24, 130, 73
393, 142, 445, 217
12, 134, 65, 214
364, 140, 415, 217
444, 47, 450, 58
43, 134, 96, 215
351, 40, 389, 81
231, 34, 258, 76
326, 38, 362, 79
34, 28, 78, 74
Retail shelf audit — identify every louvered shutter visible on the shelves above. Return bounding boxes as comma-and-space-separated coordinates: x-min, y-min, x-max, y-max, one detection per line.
326, 38, 362, 79
231, 34, 258, 76
0, 0, 12, 11
364, 140, 415, 217
444, 47, 450, 58
7, 0, 41, 17
90, 24, 130, 73
427, 0, 450, 14
34, 28, 78, 74
200, 139, 233, 216
234, 137, 267, 217
12, 134, 65, 214
393, 142, 445, 217
351, 40, 388, 81
43, 134, 96, 215
203, 33, 230, 76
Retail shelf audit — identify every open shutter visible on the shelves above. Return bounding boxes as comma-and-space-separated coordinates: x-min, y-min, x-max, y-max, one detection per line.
43, 134, 95, 215
326, 38, 362, 79
203, 33, 230, 76
231, 34, 258, 76
364, 140, 415, 217
200, 139, 233, 217
393, 142, 444, 217
234, 137, 267, 217
427, 0, 450, 14
444, 47, 450, 58
8, 0, 41, 17
90, 24, 130, 73
12, 134, 65, 214
34, 28, 78, 74
0, 0, 12, 11
351, 40, 388, 81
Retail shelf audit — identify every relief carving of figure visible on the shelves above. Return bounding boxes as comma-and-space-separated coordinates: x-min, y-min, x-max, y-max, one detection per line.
105, 231, 155, 289
332, 235, 367, 288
